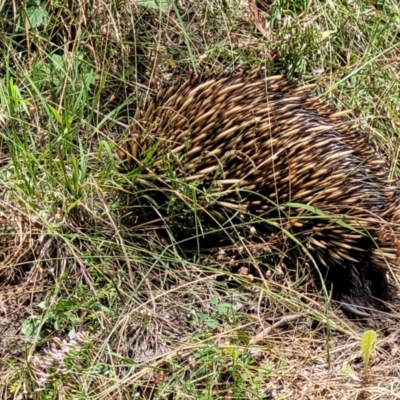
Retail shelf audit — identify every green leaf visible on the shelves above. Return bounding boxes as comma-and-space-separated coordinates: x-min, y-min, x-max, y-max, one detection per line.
68, 327, 77, 340
340, 362, 353, 375
136, 0, 170, 12
203, 318, 219, 329
210, 210, 226, 222
21, 317, 42, 337
26, 3, 49, 29
48, 104, 62, 124
361, 330, 377, 373
217, 303, 232, 315
50, 54, 66, 71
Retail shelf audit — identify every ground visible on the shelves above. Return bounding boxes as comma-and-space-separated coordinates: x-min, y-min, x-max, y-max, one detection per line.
1, 0, 400, 399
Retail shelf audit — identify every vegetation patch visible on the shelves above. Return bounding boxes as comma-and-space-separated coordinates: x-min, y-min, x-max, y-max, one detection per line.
1, 0, 400, 399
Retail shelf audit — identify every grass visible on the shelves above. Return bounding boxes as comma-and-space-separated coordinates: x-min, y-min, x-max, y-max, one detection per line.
0, 0, 400, 399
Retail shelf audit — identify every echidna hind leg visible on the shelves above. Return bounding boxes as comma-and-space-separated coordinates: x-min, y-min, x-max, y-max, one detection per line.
336, 261, 389, 317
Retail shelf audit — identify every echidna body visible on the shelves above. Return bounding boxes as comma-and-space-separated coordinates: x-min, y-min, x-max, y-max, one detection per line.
117, 70, 400, 314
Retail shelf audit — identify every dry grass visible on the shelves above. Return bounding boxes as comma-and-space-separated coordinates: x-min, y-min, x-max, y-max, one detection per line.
1, 0, 400, 399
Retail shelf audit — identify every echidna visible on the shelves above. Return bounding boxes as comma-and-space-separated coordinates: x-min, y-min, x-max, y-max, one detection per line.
116, 69, 400, 316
